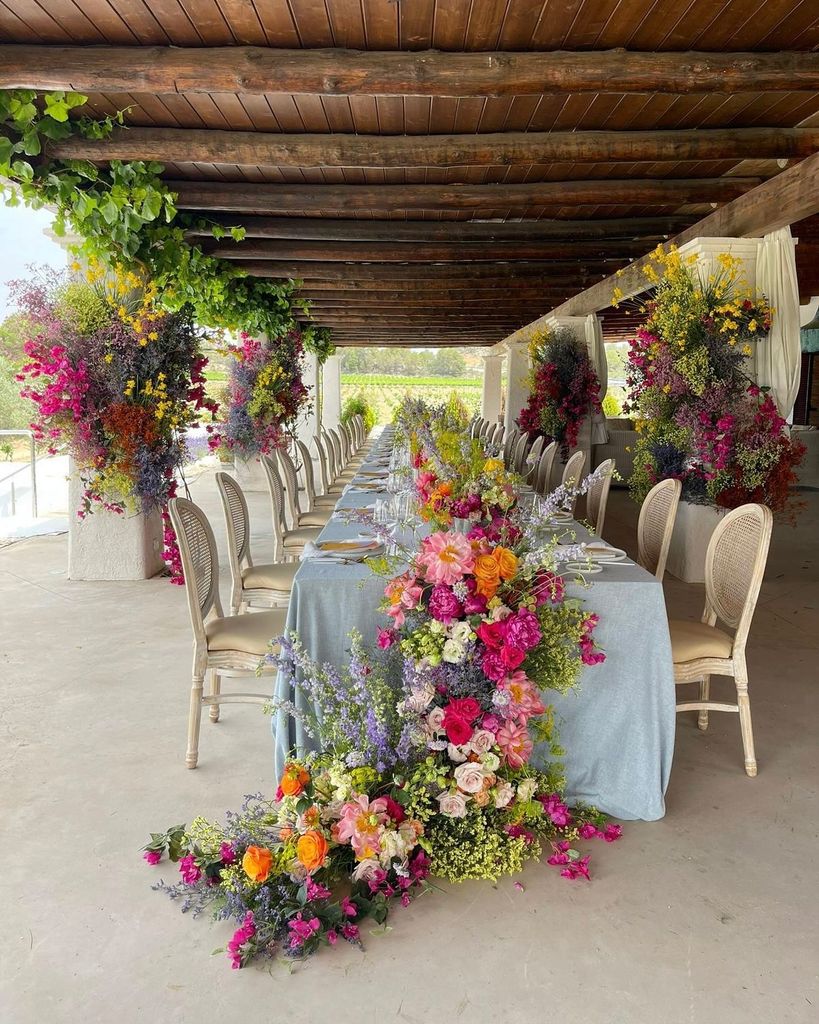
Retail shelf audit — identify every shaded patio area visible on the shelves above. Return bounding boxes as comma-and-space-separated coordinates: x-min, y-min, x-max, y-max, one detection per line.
2, 484, 817, 1023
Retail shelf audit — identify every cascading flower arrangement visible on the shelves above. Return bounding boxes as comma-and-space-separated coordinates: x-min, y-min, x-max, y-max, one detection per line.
517, 326, 602, 456
217, 329, 310, 457
621, 245, 804, 514
143, 405, 619, 971
15, 263, 218, 581
396, 394, 518, 529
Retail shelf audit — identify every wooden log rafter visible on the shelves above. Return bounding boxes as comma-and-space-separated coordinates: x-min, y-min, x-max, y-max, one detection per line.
48, 126, 819, 167
168, 178, 759, 214
5, 45, 819, 96
235, 260, 617, 281
208, 239, 643, 262
187, 215, 692, 242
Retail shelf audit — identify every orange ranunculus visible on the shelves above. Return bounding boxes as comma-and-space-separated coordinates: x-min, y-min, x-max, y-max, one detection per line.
242, 845, 273, 883
279, 762, 311, 797
296, 830, 329, 872
474, 553, 500, 599
493, 546, 518, 581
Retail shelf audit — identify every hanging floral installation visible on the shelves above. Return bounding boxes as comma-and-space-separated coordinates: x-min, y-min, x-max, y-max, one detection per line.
517, 326, 602, 456
143, 398, 620, 970
621, 246, 805, 515
15, 265, 218, 581
217, 329, 311, 457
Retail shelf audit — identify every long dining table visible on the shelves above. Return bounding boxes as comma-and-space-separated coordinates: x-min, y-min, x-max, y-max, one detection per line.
273, 428, 676, 821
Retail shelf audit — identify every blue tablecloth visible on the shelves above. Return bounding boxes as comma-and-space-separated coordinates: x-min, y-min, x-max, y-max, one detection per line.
273, 431, 676, 821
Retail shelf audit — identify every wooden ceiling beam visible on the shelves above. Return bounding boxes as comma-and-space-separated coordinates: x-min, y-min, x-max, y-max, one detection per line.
188, 215, 692, 242
237, 260, 614, 281
169, 178, 759, 214
508, 149, 819, 327
50, 126, 819, 167
209, 239, 642, 262
6, 45, 819, 96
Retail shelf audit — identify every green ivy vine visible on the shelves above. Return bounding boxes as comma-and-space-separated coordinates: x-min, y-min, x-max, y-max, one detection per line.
0, 89, 334, 360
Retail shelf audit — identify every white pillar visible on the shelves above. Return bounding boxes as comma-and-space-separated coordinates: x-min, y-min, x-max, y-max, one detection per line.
504, 341, 530, 431
322, 354, 342, 430
481, 353, 503, 422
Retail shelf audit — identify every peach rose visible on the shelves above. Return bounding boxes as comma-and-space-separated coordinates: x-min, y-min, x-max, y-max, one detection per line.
242, 845, 273, 883
296, 830, 329, 872
493, 546, 518, 581
474, 553, 500, 599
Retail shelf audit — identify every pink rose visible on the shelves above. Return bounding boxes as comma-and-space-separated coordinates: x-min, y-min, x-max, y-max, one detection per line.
500, 646, 526, 671
454, 762, 486, 794
476, 620, 505, 650
427, 706, 445, 732
469, 729, 495, 754
442, 713, 472, 746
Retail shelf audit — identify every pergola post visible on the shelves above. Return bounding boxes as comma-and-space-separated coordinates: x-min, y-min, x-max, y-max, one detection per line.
481, 353, 503, 422
296, 350, 321, 444
322, 354, 342, 430
503, 340, 530, 431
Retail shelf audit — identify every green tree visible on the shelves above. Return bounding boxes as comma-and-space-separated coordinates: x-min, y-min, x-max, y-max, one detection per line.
431, 348, 467, 377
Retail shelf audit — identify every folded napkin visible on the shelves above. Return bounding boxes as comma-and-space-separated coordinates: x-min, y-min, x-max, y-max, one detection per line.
300, 535, 381, 561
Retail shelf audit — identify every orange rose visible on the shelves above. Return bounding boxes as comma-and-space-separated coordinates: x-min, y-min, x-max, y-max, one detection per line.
474, 553, 500, 599
242, 845, 273, 883
296, 830, 329, 872
279, 762, 310, 797
493, 546, 518, 581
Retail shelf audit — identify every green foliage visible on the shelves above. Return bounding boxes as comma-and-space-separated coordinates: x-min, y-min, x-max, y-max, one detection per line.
340, 347, 483, 377
0, 352, 30, 429
341, 377, 481, 425
301, 324, 336, 363
0, 89, 332, 346
340, 392, 376, 433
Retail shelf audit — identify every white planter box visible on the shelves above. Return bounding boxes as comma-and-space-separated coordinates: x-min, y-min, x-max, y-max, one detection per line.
233, 454, 268, 492
666, 499, 725, 583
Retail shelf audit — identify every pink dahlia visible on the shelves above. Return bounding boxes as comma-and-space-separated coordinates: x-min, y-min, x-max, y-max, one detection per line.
416, 531, 475, 585
496, 720, 533, 768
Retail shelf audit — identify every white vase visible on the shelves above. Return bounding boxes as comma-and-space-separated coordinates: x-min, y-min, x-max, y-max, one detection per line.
665, 500, 725, 583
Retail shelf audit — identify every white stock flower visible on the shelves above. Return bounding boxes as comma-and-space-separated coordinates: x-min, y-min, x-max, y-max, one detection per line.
442, 638, 466, 663
449, 621, 474, 645
517, 778, 537, 802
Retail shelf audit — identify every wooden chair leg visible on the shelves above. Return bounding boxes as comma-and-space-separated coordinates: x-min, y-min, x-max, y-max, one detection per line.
735, 661, 757, 777
209, 667, 221, 723
186, 671, 204, 769
698, 675, 710, 731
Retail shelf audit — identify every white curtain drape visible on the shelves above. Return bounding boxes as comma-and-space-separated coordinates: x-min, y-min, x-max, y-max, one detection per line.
584, 313, 609, 443
756, 226, 801, 417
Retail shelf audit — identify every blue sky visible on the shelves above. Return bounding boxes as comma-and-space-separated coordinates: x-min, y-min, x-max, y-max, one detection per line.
0, 199, 67, 318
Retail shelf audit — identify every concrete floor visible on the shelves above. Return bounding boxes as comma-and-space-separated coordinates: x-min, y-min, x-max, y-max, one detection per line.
1, 482, 817, 1024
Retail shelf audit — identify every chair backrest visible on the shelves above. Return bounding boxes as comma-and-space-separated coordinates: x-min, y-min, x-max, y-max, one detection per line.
216, 472, 253, 607
561, 449, 586, 489
168, 496, 223, 646
527, 435, 545, 466
295, 438, 318, 510
534, 441, 557, 496
277, 448, 303, 527
327, 428, 344, 474
513, 431, 530, 474
313, 432, 331, 493
586, 458, 615, 537
503, 427, 518, 466
339, 421, 352, 461
261, 454, 287, 562
637, 478, 681, 581
704, 503, 772, 650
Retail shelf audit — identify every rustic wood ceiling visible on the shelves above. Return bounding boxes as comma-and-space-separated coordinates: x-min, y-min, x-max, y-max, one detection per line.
2, 0, 819, 346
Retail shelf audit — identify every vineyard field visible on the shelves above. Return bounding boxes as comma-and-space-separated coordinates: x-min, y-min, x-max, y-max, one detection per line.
341, 374, 481, 423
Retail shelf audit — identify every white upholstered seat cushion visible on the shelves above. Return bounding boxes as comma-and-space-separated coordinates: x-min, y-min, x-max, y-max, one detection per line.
241, 561, 299, 592
299, 509, 332, 527
283, 526, 323, 548
205, 608, 287, 655
669, 619, 734, 663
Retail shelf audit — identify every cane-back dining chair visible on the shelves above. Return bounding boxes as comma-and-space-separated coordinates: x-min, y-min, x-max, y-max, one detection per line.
277, 447, 331, 528
216, 472, 298, 614
168, 497, 284, 769
559, 450, 586, 514
533, 441, 558, 497
261, 454, 322, 561
670, 503, 773, 777
637, 478, 682, 581
586, 458, 615, 537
